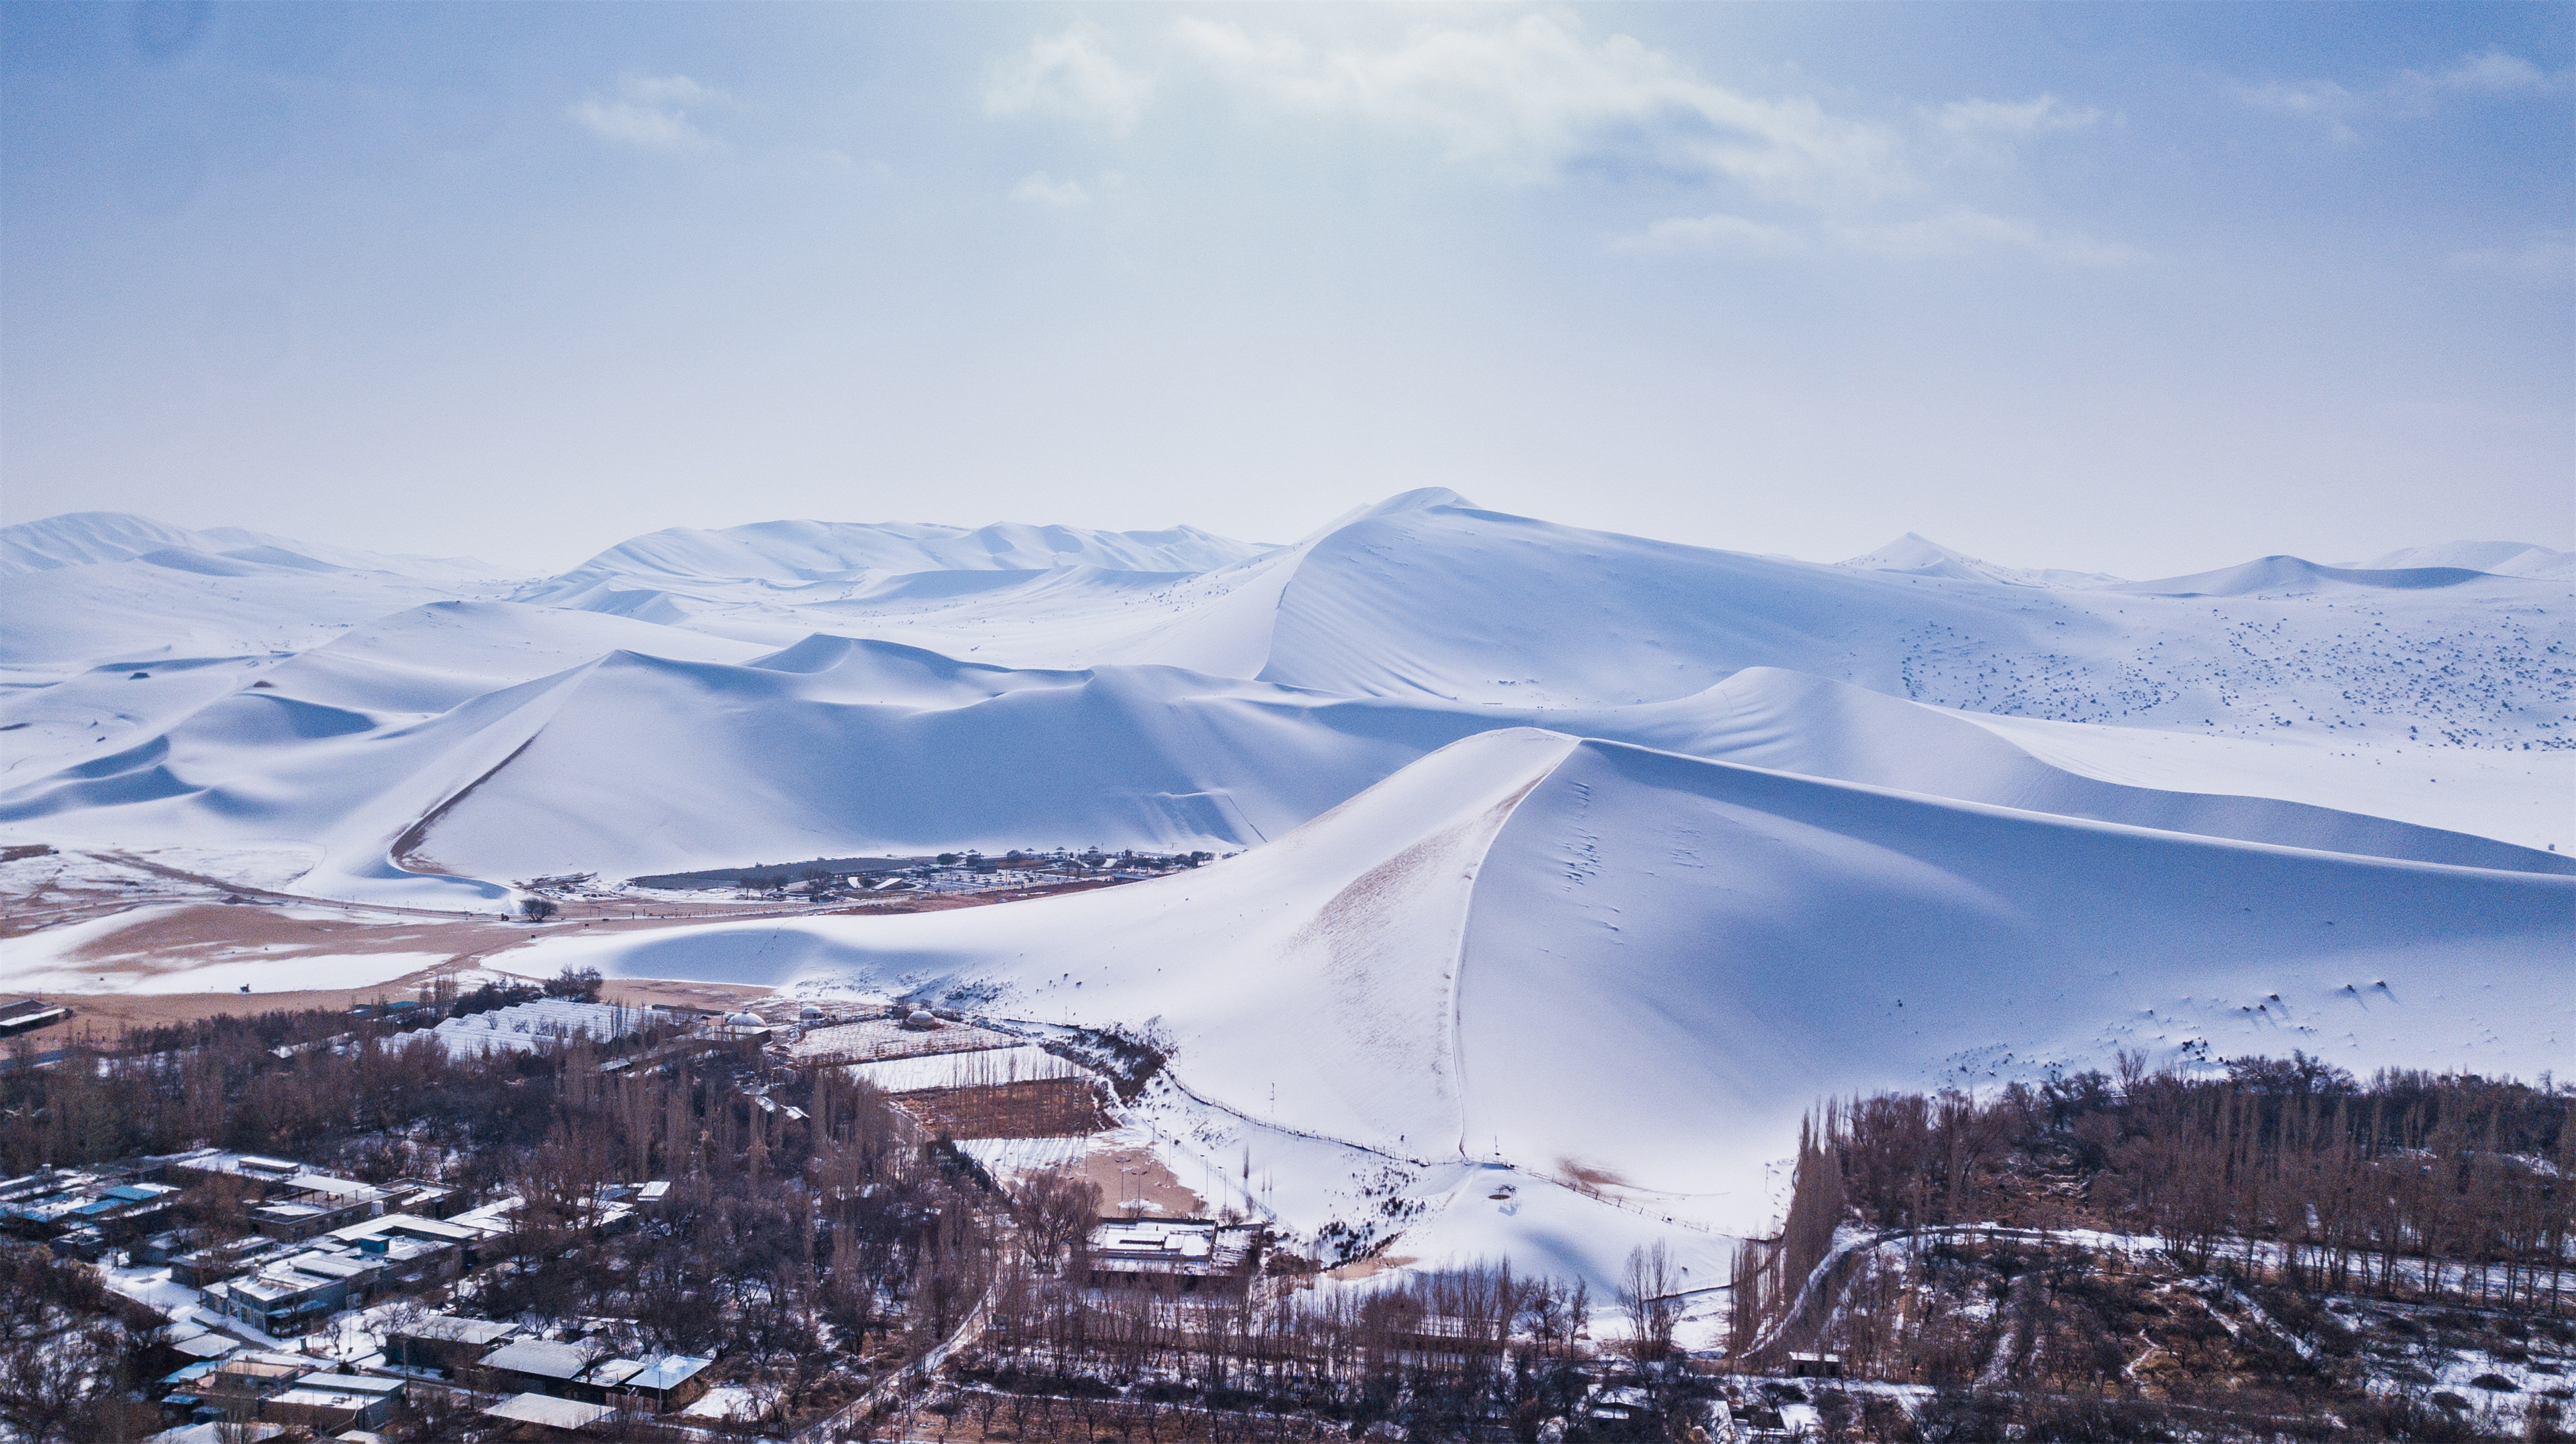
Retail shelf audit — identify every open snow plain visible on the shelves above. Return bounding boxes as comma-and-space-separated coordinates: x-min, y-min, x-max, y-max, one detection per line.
2, 493, 2568, 1279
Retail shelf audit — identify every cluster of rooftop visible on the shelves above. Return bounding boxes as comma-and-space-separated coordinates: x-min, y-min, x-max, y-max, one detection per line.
159, 1348, 409, 1434
9, 1142, 701, 1436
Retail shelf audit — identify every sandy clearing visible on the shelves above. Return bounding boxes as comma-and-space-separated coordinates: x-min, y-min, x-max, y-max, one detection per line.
1082, 1144, 1207, 1219
1, 877, 1153, 1009
5, 972, 773, 1045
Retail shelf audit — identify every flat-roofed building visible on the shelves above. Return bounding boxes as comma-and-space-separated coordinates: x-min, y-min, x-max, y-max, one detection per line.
263, 1373, 404, 1432
251, 1194, 376, 1242
165, 1150, 390, 1240
380, 1178, 463, 1218
615, 1355, 715, 1412
1085, 1217, 1265, 1296
483, 1392, 615, 1435
170, 1236, 276, 1288
472, 1337, 714, 1412
0, 1172, 181, 1242
326, 1212, 477, 1277
194, 1351, 311, 1406
205, 1250, 387, 1335
477, 1337, 612, 1399
384, 1314, 519, 1374
0, 998, 69, 1036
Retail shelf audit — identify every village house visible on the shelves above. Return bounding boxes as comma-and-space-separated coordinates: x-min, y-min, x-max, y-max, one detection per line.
164, 1149, 392, 1238
0, 996, 69, 1036
0, 1166, 182, 1253
482, 1392, 617, 1435
260, 1371, 406, 1433
204, 1249, 388, 1335
613, 1354, 717, 1411
384, 1313, 520, 1374
1084, 1217, 1265, 1296
473, 1337, 715, 1411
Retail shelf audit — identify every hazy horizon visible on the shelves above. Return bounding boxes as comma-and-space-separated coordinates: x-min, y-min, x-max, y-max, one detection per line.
4, 3, 2568, 575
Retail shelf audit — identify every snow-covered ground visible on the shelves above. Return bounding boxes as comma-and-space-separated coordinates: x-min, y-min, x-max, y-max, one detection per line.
845, 1042, 1080, 1092
3, 494, 2567, 1283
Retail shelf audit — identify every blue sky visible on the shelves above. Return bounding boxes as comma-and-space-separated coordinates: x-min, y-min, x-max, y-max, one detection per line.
2, 3, 2567, 575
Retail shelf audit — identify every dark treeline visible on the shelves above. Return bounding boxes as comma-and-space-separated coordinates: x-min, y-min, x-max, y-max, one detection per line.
1710, 1057, 2576, 1442
1734, 1052, 2572, 1351
2, 982, 636, 1178
940, 1238, 1689, 1444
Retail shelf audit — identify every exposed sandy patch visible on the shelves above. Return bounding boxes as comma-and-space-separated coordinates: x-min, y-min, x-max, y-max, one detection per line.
596, 977, 775, 1014
1325, 1253, 1419, 1282
54, 901, 525, 964
0, 863, 1140, 1035
1083, 1144, 1208, 1219
4, 896, 823, 996
3, 974, 771, 1046
1556, 1159, 1634, 1196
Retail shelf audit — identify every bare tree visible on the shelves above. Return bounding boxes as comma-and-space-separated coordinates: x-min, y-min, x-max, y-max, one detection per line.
1621, 1242, 1680, 1362
544, 963, 601, 998
1014, 1164, 1104, 1274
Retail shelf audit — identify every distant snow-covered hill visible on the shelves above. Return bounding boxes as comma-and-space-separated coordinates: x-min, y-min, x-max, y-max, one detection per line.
1839, 532, 2125, 589
0, 512, 519, 683
2345, 540, 2574, 579
0, 510, 505, 581
518, 517, 1270, 609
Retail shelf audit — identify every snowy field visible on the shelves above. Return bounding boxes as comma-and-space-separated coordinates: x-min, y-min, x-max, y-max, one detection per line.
845, 1043, 1081, 1093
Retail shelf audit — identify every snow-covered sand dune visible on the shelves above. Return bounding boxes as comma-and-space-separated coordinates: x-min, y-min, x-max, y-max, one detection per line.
10, 628, 2560, 907
503, 727, 2573, 1236
5, 494, 2569, 903
6, 496, 2567, 1283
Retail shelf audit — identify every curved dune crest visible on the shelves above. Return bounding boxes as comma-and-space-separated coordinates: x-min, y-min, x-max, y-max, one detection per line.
513, 729, 2574, 1233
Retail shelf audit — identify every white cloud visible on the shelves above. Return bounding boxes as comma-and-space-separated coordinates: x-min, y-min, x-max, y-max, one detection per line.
1010, 171, 1092, 207
985, 23, 1151, 132
1168, 14, 1907, 203
569, 75, 728, 152
622, 75, 723, 107
2451, 231, 2576, 281
2410, 49, 2568, 95
2232, 78, 2352, 116
1615, 206, 2147, 267
1610, 212, 1803, 257
2228, 78, 2358, 140
984, 19, 2140, 273
1830, 207, 2147, 267
2238, 50, 2568, 135
1933, 95, 2101, 137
